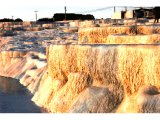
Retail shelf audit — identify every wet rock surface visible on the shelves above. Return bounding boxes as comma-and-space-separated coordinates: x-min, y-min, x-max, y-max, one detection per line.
0, 76, 41, 113
0, 28, 78, 53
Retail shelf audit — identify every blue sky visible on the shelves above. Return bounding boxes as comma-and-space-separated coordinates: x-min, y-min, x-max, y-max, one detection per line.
0, 0, 159, 21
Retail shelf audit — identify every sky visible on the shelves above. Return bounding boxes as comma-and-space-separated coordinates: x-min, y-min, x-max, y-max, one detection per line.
0, 0, 159, 21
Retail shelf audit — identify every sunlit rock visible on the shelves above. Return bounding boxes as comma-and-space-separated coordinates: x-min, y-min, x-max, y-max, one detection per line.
32, 71, 66, 111
137, 25, 160, 35
106, 34, 160, 44
46, 44, 159, 112
69, 86, 117, 113
48, 72, 92, 112
78, 26, 160, 44
117, 85, 160, 113
137, 85, 160, 113
78, 26, 137, 43
0, 22, 160, 113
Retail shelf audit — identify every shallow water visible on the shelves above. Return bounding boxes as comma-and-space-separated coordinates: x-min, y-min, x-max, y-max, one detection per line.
0, 76, 41, 113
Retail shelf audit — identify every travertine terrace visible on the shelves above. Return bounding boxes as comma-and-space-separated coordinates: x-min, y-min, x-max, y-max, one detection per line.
0, 20, 160, 113
78, 25, 160, 44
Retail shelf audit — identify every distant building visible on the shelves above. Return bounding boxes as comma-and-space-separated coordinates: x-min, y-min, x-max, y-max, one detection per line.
111, 11, 122, 19
111, 8, 154, 19
134, 8, 154, 19
53, 13, 95, 21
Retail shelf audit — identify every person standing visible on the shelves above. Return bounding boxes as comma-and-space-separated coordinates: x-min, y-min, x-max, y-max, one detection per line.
153, 7, 160, 23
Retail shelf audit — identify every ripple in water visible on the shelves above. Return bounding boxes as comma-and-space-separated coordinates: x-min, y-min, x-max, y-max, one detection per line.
0, 76, 41, 113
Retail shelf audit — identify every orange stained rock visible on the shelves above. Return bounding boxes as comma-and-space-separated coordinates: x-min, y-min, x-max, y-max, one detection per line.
78, 26, 160, 44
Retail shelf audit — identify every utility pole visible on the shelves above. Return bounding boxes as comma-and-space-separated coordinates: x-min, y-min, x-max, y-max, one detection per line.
114, 6, 116, 13
34, 10, 38, 21
64, 6, 67, 20
125, 6, 127, 11
12, 16, 14, 29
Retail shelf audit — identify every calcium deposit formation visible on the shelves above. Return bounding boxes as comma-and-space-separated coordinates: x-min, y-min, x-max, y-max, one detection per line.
0, 20, 160, 113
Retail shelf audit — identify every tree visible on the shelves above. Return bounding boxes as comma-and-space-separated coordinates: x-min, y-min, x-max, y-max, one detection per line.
14, 18, 23, 22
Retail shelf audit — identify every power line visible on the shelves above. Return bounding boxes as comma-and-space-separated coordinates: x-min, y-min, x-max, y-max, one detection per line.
75, 6, 154, 14
75, 6, 113, 14
75, 6, 129, 14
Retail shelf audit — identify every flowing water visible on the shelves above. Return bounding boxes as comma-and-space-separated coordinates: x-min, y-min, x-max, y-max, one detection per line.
0, 76, 41, 113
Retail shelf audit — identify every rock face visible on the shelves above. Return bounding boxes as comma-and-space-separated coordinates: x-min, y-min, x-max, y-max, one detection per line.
78, 26, 160, 44
78, 26, 137, 43
137, 25, 160, 35
69, 20, 96, 28
0, 50, 47, 94
136, 86, 160, 113
30, 44, 160, 113
0, 26, 78, 112
0, 23, 160, 113
105, 34, 160, 44
69, 86, 117, 113
49, 72, 92, 112
117, 85, 160, 113
47, 44, 160, 95
0, 42, 160, 113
